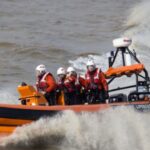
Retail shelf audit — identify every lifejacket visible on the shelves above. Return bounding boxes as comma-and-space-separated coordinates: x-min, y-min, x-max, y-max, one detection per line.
64, 75, 77, 93
85, 68, 104, 90
78, 76, 86, 87
36, 72, 52, 92
57, 78, 65, 90
75, 75, 85, 91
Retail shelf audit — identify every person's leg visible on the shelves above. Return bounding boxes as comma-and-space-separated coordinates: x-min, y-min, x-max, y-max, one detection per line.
99, 90, 106, 103
71, 91, 77, 105
66, 92, 76, 105
75, 89, 81, 105
64, 92, 70, 105
80, 89, 86, 104
50, 91, 56, 105
86, 90, 96, 104
86, 90, 92, 104
44, 91, 56, 105
55, 89, 61, 105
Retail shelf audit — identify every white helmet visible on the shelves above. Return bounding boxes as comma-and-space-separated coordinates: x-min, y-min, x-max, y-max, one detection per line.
57, 67, 66, 75
86, 60, 96, 67
86, 60, 96, 72
67, 67, 75, 73
35, 64, 46, 76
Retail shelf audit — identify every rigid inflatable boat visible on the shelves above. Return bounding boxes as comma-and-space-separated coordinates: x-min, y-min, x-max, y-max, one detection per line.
1, 37, 150, 136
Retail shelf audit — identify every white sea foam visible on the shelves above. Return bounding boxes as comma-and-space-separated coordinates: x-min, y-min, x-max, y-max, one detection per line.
1, 108, 150, 150
69, 54, 108, 74
0, 89, 18, 104
124, 1, 150, 51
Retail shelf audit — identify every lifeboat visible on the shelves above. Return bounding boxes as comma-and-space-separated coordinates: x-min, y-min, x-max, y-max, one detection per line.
1, 37, 150, 137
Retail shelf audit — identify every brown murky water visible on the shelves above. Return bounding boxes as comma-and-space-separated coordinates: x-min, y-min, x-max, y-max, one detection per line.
1, 0, 150, 149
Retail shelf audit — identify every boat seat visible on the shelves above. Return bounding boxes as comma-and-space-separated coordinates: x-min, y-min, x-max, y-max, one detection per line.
17, 85, 47, 106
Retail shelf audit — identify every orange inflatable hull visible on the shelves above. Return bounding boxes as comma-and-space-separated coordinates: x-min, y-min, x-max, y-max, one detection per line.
0, 101, 150, 136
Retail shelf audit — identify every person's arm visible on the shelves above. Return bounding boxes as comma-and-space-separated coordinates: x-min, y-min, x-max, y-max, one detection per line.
46, 75, 57, 92
35, 80, 40, 92
99, 72, 109, 99
79, 76, 86, 87
99, 72, 108, 91
68, 75, 76, 83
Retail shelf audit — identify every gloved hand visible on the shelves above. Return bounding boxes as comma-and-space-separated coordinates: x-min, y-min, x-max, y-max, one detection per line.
56, 89, 61, 93
41, 91, 46, 95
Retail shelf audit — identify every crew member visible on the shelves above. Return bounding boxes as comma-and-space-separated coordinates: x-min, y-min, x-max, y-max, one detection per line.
85, 60, 108, 103
35, 64, 56, 105
56, 67, 66, 105
78, 75, 87, 104
56, 67, 66, 90
64, 67, 78, 105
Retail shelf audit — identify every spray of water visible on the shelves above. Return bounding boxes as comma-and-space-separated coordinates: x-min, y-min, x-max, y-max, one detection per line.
124, 0, 150, 51
123, 0, 150, 72
0, 88, 18, 104
69, 54, 108, 73
1, 108, 150, 150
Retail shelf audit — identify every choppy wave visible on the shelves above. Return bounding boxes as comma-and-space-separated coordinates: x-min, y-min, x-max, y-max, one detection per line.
0, 42, 17, 48
1, 108, 150, 150
69, 54, 109, 74
0, 88, 18, 104
124, 0, 150, 51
